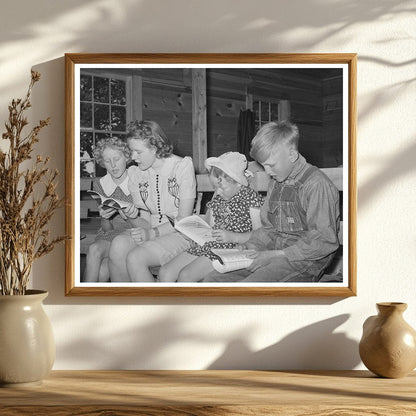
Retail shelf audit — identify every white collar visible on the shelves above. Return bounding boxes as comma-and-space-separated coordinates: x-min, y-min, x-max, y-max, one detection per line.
100, 173, 130, 196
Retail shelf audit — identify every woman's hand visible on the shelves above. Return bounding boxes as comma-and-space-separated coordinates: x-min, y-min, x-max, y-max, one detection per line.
121, 203, 139, 219
130, 227, 150, 245
99, 207, 116, 219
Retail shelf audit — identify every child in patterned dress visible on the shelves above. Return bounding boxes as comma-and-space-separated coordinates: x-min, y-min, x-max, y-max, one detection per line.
159, 152, 264, 282
83, 137, 149, 282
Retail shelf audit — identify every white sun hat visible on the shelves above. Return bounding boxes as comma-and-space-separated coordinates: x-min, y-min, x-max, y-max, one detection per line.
205, 152, 250, 186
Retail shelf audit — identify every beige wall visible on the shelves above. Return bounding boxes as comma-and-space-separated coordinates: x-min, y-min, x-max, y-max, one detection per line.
0, 0, 415, 370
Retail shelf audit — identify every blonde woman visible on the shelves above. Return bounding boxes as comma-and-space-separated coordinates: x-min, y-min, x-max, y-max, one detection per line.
84, 137, 149, 282
108, 120, 196, 282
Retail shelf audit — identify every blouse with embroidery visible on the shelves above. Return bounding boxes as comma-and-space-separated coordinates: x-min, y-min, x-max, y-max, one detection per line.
128, 155, 196, 227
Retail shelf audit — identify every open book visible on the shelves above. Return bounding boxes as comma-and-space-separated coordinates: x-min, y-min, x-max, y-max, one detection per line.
87, 190, 131, 211
174, 215, 216, 246
211, 248, 254, 274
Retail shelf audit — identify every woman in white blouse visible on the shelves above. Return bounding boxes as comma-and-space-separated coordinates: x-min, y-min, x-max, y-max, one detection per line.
108, 120, 196, 282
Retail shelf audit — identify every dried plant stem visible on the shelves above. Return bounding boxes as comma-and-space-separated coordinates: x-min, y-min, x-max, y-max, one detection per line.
0, 71, 66, 295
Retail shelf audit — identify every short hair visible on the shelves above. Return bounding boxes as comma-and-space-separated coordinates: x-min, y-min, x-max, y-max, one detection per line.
250, 121, 299, 164
93, 137, 131, 168
126, 120, 173, 158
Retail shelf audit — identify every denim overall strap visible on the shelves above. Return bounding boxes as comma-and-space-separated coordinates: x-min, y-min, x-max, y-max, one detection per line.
267, 165, 318, 236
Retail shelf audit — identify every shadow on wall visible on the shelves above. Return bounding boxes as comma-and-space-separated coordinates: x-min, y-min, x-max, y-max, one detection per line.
30, 56, 67, 302
53, 307, 359, 370
0, 0, 414, 97
1, 1, 413, 50
53, 308, 222, 369
56, 315, 164, 369
359, 139, 416, 210
208, 314, 360, 370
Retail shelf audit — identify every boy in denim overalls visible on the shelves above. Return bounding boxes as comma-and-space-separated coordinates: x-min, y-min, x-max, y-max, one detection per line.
204, 121, 340, 283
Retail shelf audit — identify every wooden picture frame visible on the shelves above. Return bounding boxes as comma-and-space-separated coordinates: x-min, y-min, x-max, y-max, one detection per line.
65, 53, 356, 297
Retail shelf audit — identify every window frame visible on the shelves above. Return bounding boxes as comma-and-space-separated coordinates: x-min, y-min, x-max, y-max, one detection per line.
79, 70, 133, 178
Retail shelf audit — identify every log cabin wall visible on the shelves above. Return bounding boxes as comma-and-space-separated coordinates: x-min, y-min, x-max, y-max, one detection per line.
141, 69, 246, 161
141, 68, 194, 158
206, 68, 327, 162
322, 74, 343, 167
138, 67, 342, 168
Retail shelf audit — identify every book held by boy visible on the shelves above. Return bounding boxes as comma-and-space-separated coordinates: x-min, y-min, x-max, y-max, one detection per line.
87, 190, 131, 211
211, 248, 254, 273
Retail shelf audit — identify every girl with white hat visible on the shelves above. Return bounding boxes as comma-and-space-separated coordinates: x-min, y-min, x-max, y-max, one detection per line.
158, 152, 264, 283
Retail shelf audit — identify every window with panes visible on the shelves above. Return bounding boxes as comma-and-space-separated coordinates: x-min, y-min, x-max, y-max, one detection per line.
253, 100, 279, 131
79, 73, 130, 178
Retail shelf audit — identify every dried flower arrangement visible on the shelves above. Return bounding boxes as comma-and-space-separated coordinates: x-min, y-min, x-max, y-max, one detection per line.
0, 71, 66, 295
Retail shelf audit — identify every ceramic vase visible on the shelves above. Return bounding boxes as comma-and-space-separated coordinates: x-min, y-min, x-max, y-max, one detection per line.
0, 290, 55, 387
359, 302, 416, 378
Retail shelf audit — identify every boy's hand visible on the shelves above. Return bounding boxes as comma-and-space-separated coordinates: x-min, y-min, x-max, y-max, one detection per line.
122, 203, 139, 219
237, 241, 258, 251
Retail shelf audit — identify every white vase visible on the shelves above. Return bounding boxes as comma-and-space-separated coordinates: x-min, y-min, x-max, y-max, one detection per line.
0, 290, 55, 387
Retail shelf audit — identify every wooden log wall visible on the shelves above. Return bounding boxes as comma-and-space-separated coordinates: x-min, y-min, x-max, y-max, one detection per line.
139, 68, 343, 168
142, 84, 193, 158
322, 75, 343, 167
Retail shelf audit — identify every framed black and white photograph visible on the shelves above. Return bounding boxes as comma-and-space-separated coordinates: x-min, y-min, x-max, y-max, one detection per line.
65, 53, 356, 296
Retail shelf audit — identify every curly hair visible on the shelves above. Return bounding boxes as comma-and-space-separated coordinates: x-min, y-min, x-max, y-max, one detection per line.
126, 120, 173, 158
93, 137, 131, 168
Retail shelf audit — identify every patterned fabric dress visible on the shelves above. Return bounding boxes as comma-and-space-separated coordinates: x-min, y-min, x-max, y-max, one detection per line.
187, 186, 264, 260
94, 179, 134, 242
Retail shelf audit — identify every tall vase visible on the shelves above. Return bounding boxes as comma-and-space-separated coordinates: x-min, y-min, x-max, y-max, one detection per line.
359, 302, 416, 378
0, 290, 55, 387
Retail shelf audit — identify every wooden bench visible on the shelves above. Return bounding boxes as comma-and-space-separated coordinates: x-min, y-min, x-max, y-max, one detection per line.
80, 167, 343, 281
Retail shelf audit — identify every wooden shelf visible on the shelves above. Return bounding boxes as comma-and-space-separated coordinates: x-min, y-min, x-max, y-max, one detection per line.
1, 370, 415, 415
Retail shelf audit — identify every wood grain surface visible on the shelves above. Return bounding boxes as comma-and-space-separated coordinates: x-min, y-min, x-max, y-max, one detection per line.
0, 370, 415, 415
